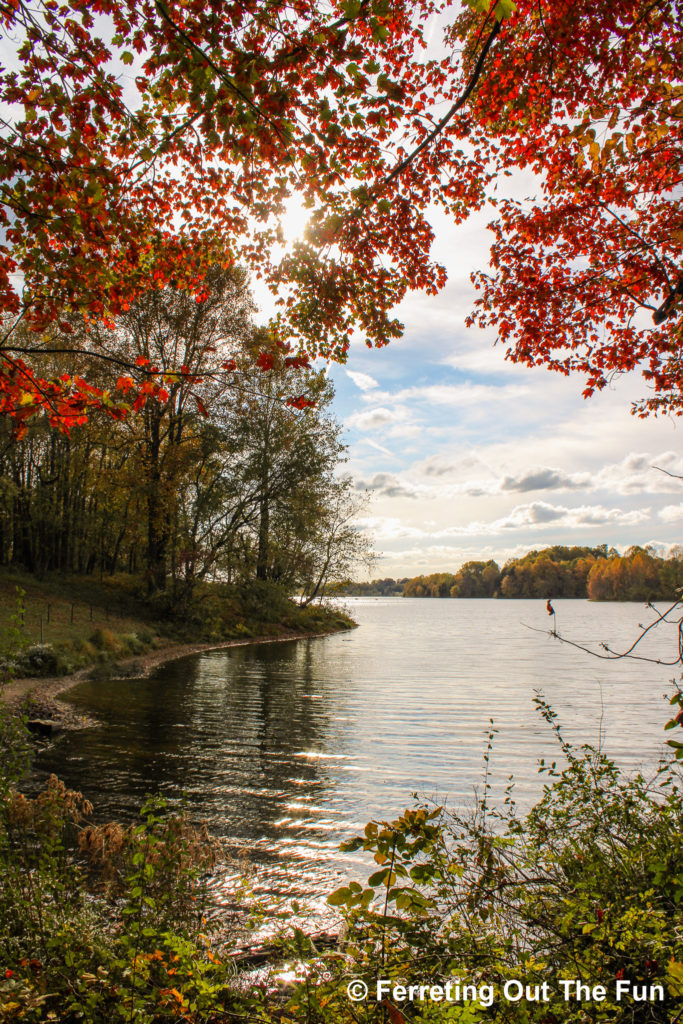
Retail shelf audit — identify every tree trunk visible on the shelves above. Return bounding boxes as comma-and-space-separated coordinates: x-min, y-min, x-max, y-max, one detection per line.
256, 495, 270, 580
146, 413, 168, 593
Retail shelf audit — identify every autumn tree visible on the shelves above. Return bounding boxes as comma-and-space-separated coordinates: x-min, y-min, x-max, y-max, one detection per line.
1, 0, 679, 431
0, 0, 492, 428
403, 573, 457, 598
221, 349, 353, 587
449, 559, 500, 597
0, 348, 148, 575
80, 266, 256, 591
294, 476, 374, 605
586, 546, 677, 602
458, 0, 683, 414
0, 313, 368, 600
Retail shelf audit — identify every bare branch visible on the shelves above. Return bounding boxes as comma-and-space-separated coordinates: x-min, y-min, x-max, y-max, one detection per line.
524, 598, 683, 666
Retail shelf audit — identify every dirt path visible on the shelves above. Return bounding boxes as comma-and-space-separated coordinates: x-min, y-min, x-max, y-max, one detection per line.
1, 630, 342, 729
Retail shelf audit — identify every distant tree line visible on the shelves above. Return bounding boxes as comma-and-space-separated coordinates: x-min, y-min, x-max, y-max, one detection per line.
332, 578, 407, 597
401, 545, 683, 602
0, 270, 370, 607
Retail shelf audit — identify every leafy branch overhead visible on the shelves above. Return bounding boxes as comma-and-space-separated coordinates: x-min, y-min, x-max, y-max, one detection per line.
0, 0, 681, 428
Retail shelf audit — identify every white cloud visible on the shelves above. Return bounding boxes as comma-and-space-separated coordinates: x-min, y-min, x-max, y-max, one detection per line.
430, 502, 652, 537
419, 453, 491, 479
360, 439, 396, 458
346, 369, 379, 392
346, 406, 405, 431
356, 516, 426, 540
477, 502, 650, 534
398, 450, 683, 501
499, 468, 590, 493
351, 451, 683, 507
658, 504, 683, 523
395, 382, 529, 406
357, 503, 651, 550
595, 451, 683, 495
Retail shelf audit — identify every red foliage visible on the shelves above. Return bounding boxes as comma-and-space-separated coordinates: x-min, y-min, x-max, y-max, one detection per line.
457, 0, 682, 414
0, 0, 679, 428
0, 0, 499, 429
255, 351, 276, 372
285, 395, 317, 410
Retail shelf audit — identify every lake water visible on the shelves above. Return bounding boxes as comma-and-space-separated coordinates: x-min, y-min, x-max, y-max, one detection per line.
35, 598, 681, 910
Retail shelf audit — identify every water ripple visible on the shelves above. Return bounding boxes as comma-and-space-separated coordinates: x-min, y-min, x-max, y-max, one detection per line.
35, 598, 675, 899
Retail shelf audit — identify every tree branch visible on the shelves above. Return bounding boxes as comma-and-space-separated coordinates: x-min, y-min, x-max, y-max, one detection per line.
368, 18, 502, 199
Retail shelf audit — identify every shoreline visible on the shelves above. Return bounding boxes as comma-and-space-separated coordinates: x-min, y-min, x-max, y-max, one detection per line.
1, 627, 352, 729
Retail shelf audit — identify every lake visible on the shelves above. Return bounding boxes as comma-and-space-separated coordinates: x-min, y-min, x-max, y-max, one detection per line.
35, 598, 681, 910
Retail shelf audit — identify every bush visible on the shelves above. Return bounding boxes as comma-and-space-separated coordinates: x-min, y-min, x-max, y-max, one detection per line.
297, 698, 683, 1024
0, 599, 237, 1022
12, 644, 71, 677
89, 628, 120, 652
0, 781, 231, 1022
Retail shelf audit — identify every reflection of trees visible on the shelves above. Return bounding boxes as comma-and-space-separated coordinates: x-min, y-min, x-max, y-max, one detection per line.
34, 640, 343, 848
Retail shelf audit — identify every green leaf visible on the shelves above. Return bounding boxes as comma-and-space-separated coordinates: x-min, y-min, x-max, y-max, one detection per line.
494, 0, 516, 20
368, 868, 396, 887
342, 0, 362, 17
327, 886, 351, 906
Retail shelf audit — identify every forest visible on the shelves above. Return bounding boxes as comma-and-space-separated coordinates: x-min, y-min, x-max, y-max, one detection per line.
0, 268, 369, 619
401, 545, 683, 601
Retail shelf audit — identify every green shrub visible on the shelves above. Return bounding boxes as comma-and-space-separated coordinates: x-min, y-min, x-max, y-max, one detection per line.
117, 632, 144, 655
12, 644, 68, 677
296, 698, 683, 1024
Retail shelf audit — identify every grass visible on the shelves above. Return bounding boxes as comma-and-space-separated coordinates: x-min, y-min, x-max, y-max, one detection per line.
0, 570, 159, 649
0, 569, 355, 678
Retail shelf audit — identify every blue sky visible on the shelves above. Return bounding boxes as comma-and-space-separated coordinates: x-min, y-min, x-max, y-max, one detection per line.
256, 207, 683, 580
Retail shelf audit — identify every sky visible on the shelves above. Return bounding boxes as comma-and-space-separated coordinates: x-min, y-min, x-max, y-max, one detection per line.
255, 198, 683, 580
